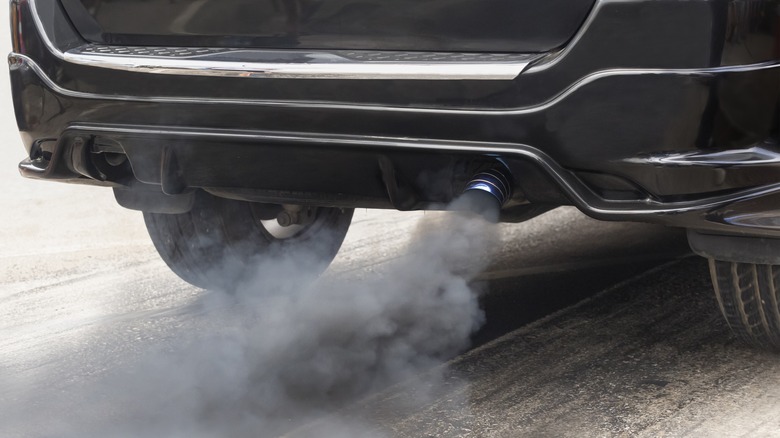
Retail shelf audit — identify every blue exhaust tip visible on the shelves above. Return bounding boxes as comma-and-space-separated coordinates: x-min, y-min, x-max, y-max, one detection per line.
464, 168, 512, 206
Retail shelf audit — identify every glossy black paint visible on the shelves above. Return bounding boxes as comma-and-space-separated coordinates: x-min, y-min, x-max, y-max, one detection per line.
59, 0, 594, 52
21, 1, 780, 110
9, 0, 780, 238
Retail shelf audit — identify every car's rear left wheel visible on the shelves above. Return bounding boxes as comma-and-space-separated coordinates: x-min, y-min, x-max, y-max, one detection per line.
143, 191, 353, 290
708, 260, 780, 351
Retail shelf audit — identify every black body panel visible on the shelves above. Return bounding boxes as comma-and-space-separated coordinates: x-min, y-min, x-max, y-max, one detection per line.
60, 0, 594, 52
27, 0, 779, 109
9, 0, 780, 239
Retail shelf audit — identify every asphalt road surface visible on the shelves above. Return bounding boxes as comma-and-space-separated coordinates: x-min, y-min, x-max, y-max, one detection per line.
2, 12, 780, 438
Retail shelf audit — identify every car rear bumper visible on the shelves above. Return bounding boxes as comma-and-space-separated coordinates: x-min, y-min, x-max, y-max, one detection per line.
9, 0, 780, 237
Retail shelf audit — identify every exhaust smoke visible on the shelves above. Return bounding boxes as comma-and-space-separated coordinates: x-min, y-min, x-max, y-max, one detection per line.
4, 193, 503, 437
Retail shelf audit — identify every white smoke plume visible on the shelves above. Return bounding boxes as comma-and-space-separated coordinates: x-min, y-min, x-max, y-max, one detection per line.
4, 195, 500, 437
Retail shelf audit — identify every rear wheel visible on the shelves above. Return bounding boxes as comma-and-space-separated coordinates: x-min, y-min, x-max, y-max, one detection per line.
708, 260, 780, 351
143, 191, 353, 290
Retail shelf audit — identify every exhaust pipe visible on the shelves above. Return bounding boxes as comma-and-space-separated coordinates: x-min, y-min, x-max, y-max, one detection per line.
456, 167, 513, 221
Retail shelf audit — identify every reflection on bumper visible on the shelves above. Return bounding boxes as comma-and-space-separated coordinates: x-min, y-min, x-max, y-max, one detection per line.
63, 47, 541, 81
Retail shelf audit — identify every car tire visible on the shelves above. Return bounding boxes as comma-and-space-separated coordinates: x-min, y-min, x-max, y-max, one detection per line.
143, 191, 353, 290
709, 260, 780, 351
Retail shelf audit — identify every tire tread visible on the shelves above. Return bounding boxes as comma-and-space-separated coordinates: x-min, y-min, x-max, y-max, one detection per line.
709, 259, 780, 351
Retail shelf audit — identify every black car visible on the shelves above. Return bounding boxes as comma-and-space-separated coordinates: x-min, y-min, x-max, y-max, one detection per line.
9, 0, 780, 349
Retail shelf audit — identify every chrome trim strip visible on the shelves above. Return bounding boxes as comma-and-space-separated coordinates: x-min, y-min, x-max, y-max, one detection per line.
61, 49, 537, 80
11, 53, 780, 115
63, 123, 780, 218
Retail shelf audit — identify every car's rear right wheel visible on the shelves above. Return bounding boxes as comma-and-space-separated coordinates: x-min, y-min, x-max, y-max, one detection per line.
708, 260, 780, 351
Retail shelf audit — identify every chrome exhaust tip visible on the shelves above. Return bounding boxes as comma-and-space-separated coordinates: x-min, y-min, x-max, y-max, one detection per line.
463, 167, 512, 207
455, 166, 513, 221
